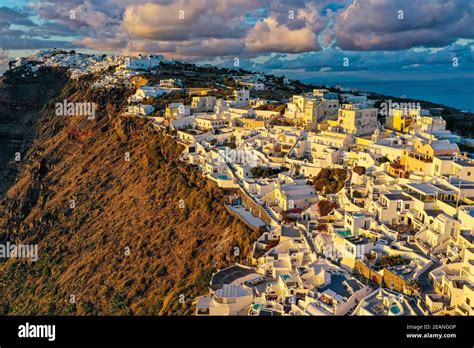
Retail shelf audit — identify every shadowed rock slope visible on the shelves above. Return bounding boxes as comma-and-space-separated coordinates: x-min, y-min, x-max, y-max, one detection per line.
0, 67, 69, 195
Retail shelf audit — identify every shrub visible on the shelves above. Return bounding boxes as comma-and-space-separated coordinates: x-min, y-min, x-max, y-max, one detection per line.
251, 166, 284, 178
312, 168, 347, 194
353, 166, 366, 176
317, 200, 334, 216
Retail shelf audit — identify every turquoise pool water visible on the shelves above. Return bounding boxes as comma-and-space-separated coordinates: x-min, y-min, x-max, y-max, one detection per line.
390, 305, 401, 314
336, 229, 352, 237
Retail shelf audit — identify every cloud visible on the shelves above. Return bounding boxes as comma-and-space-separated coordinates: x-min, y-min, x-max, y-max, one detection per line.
0, 6, 35, 27
16, 0, 474, 56
0, 4, 77, 50
118, 0, 331, 57
333, 0, 474, 50
246, 16, 319, 53
247, 42, 474, 78
122, 1, 256, 41
0, 0, 473, 78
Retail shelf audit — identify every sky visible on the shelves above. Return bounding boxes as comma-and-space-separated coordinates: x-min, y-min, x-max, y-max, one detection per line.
0, 0, 473, 80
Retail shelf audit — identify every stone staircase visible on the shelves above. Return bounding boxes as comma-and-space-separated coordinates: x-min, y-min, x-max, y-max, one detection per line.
417, 261, 440, 292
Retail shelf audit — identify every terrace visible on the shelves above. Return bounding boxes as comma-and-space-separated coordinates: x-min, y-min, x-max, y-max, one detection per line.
453, 157, 474, 167
373, 255, 409, 271
404, 183, 457, 203
407, 151, 432, 163
387, 264, 417, 282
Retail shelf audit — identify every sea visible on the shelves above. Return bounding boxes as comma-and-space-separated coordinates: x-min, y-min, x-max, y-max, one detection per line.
341, 79, 474, 112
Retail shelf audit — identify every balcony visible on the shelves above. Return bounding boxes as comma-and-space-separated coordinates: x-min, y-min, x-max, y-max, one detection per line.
390, 162, 405, 170
407, 152, 432, 163
404, 190, 435, 203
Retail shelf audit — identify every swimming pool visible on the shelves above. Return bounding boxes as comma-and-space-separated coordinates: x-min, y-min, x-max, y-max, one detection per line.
390, 305, 401, 315
336, 229, 352, 237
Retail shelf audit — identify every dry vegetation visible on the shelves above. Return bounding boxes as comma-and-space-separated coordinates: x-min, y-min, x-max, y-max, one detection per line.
0, 72, 259, 315
312, 168, 348, 195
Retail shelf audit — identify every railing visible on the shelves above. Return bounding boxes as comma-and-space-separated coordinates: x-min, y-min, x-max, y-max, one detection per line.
407, 152, 433, 163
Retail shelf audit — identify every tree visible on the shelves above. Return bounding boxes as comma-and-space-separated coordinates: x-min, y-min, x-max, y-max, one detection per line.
316, 200, 334, 216
251, 167, 264, 178
312, 168, 347, 194
281, 211, 296, 223
353, 166, 366, 176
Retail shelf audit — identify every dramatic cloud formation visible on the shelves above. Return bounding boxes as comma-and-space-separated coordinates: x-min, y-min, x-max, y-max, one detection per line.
0, 0, 472, 77
0, 5, 34, 26
333, 0, 474, 50
0, 5, 76, 49
122, 1, 253, 41
246, 16, 320, 53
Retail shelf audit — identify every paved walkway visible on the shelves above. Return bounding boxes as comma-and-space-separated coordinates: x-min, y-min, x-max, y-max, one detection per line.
228, 206, 266, 228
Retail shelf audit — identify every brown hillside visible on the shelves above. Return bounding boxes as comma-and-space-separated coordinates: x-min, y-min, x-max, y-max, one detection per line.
0, 72, 259, 315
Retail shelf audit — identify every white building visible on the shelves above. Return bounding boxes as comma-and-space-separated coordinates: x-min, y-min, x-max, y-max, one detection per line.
191, 96, 216, 112
337, 103, 378, 136
159, 79, 182, 88
125, 55, 164, 70
233, 89, 250, 106
196, 284, 254, 315
125, 104, 155, 116
130, 86, 174, 102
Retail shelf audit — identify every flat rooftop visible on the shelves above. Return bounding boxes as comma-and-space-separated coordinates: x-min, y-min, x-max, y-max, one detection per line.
281, 226, 300, 238
317, 274, 363, 299
387, 264, 417, 281
425, 209, 444, 218
454, 159, 474, 167
406, 182, 455, 195
460, 233, 474, 244
345, 235, 372, 245
384, 193, 412, 201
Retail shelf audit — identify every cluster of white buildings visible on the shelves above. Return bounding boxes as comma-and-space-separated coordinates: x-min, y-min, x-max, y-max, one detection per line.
233, 74, 266, 91
10, 50, 173, 90
12, 50, 119, 79
153, 81, 473, 317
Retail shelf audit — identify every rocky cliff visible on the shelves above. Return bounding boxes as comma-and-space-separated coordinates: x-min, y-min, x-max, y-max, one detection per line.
0, 67, 69, 195
0, 68, 259, 315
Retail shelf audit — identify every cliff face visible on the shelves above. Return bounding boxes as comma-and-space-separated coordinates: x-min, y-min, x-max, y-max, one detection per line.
0, 70, 259, 315
0, 67, 69, 195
